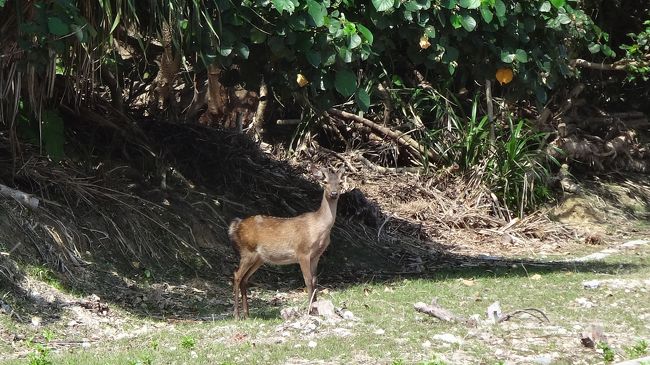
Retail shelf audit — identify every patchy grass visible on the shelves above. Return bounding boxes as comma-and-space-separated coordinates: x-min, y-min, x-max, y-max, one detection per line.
1, 243, 649, 365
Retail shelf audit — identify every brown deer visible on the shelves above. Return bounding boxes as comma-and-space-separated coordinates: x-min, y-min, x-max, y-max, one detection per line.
229, 165, 345, 319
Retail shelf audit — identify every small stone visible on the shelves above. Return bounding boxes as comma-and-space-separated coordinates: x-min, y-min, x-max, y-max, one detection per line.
308, 340, 317, 348
422, 340, 432, 348
374, 329, 385, 335
432, 333, 463, 345
31, 316, 42, 327
583, 280, 601, 289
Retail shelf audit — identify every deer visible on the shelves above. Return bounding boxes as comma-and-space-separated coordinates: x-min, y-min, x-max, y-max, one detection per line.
228, 165, 345, 319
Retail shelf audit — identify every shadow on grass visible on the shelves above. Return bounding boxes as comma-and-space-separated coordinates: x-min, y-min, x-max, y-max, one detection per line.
1, 122, 646, 325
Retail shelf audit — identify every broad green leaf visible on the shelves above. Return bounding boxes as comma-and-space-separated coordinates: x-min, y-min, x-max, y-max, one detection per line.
306, 49, 321, 67
219, 46, 233, 57
179, 19, 188, 30
424, 25, 436, 38
459, 0, 480, 9
461, 15, 477, 31
236, 43, 250, 59
500, 50, 515, 63
441, 0, 457, 9
349, 34, 362, 49
250, 28, 267, 44
539, 1, 551, 12
48, 17, 70, 36
372, 0, 394, 12
556, 13, 571, 24
357, 24, 374, 44
448, 63, 456, 75
587, 43, 601, 53
494, 0, 506, 17
442, 46, 459, 62
515, 49, 528, 62
335, 68, 357, 97
272, 0, 295, 14
550, 0, 565, 8
480, 6, 493, 23
307, 0, 326, 27
602, 44, 616, 57
338, 46, 352, 63
355, 89, 371, 112
450, 14, 463, 29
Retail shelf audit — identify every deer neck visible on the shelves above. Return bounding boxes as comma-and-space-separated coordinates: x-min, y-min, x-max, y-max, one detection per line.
316, 191, 338, 228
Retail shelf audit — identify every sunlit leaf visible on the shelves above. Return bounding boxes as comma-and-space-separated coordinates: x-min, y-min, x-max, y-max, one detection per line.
461, 15, 477, 31
459, 0, 480, 9
372, 0, 394, 12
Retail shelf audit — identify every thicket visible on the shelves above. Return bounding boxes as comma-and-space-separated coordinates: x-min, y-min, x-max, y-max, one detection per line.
0, 0, 648, 215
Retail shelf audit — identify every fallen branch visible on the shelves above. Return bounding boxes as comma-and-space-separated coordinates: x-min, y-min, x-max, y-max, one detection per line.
0, 184, 39, 209
497, 308, 550, 323
327, 108, 438, 163
414, 298, 464, 323
570, 58, 649, 71
356, 153, 421, 174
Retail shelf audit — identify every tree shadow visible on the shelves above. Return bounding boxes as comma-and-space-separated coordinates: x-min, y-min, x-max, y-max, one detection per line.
1, 122, 646, 326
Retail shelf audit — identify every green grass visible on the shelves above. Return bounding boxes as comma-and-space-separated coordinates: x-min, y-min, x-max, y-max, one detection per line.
2, 245, 649, 365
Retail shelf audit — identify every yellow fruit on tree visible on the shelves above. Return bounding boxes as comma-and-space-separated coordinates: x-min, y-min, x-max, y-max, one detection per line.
496, 68, 513, 85
419, 35, 431, 50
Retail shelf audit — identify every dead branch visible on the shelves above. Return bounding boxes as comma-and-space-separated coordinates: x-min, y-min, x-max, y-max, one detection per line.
570, 57, 649, 71
355, 153, 420, 174
0, 183, 39, 209
414, 298, 464, 322
497, 308, 550, 323
327, 108, 438, 163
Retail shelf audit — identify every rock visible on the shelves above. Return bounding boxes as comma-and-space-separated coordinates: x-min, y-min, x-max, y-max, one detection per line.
340, 309, 355, 321
583, 280, 601, 289
432, 333, 463, 344
308, 340, 317, 348
310, 300, 335, 318
374, 328, 385, 335
487, 301, 502, 323
580, 324, 605, 348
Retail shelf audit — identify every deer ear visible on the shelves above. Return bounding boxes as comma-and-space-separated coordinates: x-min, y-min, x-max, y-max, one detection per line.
310, 165, 325, 180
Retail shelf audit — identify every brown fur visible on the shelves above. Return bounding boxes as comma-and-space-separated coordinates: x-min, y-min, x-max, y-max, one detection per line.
230, 166, 345, 319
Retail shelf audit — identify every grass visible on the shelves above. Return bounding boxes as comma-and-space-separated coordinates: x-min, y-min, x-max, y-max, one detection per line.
1, 245, 649, 365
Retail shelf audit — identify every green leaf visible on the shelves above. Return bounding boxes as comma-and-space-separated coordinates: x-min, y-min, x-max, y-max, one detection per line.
461, 15, 477, 31
550, 0, 565, 8
494, 0, 506, 17
441, 0, 457, 9
273, 0, 296, 14
450, 14, 463, 29
602, 44, 616, 57
500, 50, 515, 63
587, 43, 601, 54
355, 89, 371, 112
179, 19, 188, 30
48, 17, 70, 36
556, 13, 571, 25
459, 0, 480, 9
250, 29, 267, 44
306, 50, 321, 67
307, 0, 326, 27
338, 46, 352, 63
236, 43, 250, 59
335, 68, 357, 97
448, 63, 456, 75
357, 24, 374, 45
480, 6, 493, 23
372, 0, 394, 12
515, 49, 528, 62
349, 34, 362, 49
539, 1, 551, 12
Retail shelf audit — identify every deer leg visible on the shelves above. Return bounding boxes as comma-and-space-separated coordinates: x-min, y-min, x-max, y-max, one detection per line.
309, 256, 321, 302
240, 258, 263, 318
298, 255, 314, 304
233, 254, 257, 319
